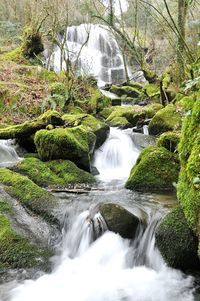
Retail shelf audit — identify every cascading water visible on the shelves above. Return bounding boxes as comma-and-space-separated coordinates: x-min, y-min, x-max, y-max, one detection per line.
0, 128, 196, 301
0, 140, 21, 167
49, 24, 132, 87
93, 127, 140, 182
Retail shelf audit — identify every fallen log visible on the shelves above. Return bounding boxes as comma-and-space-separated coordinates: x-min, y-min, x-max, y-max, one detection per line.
49, 187, 104, 194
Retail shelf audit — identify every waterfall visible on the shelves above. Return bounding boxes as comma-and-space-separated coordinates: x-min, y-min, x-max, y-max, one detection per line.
49, 24, 132, 87
0, 140, 21, 167
8, 209, 194, 301
93, 127, 140, 182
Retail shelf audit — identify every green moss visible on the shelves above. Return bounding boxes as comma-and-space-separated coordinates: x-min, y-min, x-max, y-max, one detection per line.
0, 110, 64, 139
157, 131, 180, 153
155, 207, 199, 270
148, 104, 182, 135
49, 82, 66, 96
62, 113, 109, 148
100, 107, 114, 119
13, 158, 62, 187
108, 116, 131, 128
144, 83, 160, 99
0, 168, 58, 222
126, 146, 180, 192
34, 126, 96, 170
143, 103, 163, 118
106, 106, 145, 126
47, 160, 95, 184
1, 47, 26, 63
110, 85, 143, 98
0, 213, 52, 269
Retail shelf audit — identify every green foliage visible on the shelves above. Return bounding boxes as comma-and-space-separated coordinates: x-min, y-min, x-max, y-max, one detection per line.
126, 146, 180, 192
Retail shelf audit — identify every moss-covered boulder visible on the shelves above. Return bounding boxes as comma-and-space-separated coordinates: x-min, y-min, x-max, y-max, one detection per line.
34, 126, 96, 171
62, 113, 109, 148
148, 104, 182, 136
108, 117, 132, 129
0, 110, 64, 140
177, 94, 200, 250
0, 168, 58, 223
13, 157, 95, 187
99, 203, 140, 239
106, 104, 163, 127
155, 207, 199, 270
144, 82, 160, 101
125, 146, 180, 192
110, 85, 144, 98
106, 106, 146, 127
157, 131, 180, 153
0, 199, 52, 269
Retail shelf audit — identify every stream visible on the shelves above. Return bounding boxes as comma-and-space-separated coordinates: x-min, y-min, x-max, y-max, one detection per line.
0, 129, 198, 301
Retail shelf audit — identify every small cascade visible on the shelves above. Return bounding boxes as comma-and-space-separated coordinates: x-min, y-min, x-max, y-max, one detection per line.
0, 140, 21, 167
8, 209, 194, 301
143, 125, 149, 135
48, 24, 133, 87
93, 127, 140, 182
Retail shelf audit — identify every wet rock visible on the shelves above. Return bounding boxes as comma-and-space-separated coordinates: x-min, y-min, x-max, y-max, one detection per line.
98, 203, 140, 239
126, 146, 180, 192
155, 207, 200, 270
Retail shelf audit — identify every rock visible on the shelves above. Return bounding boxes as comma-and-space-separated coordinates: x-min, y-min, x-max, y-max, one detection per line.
110, 84, 144, 98
62, 113, 109, 148
108, 117, 132, 129
98, 203, 140, 239
90, 166, 99, 176
34, 126, 96, 171
125, 146, 180, 192
144, 82, 160, 101
148, 104, 182, 136
156, 131, 180, 153
130, 133, 156, 149
13, 157, 95, 187
111, 98, 122, 106
155, 207, 200, 270
106, 104, 163, 128
0, 168, 59, 224
0, 110, 64, 140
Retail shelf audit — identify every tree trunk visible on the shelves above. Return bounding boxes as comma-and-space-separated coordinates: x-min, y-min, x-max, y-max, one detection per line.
177, 0, 188, 83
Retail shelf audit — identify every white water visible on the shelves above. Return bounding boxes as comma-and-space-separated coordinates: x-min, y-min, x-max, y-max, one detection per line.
7, 209, 194, 301
93, 127, 140, 182
0, 140, 21, 167
49, 24, 132, 87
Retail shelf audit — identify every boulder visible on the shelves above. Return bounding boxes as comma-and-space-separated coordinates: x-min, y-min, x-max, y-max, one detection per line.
125, 146, 180, 192
0, 168, 58, 224
34, 126, 96, 171
13, 157, 95, 187
156, 131, 180, 153
98, 203, 140, 239
110, 85, 144, 98
148, 104, 182, 136
62, 113, 109, 148
0, 110, 64, 140
108, 117, 132, 129
155, 207, 200, 270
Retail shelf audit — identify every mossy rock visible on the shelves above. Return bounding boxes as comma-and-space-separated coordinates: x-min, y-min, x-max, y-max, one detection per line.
0, 168, 58, 223
122, 81, 144, 91
62, 113, 109, 148
143, 103, 163, 118
155, 207, 199, 270
108, 116, 132, 129
148, 104, 182, 136
0, 110, 64, 140
100, 107, 114, 119
13, 157, 95, 187
110, 85, 144, 98
99, 203, 140, 239
106, 106, 145, 127
157, 131, 180, 153
125, 146, 180, 192
34, 126, 96, 171
144, 82, 160, 100
0, 200, 52, 269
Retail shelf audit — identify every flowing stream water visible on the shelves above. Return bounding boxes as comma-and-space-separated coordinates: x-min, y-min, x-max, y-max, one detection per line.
0, 140, 21, 167
0, 129, 197, 301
